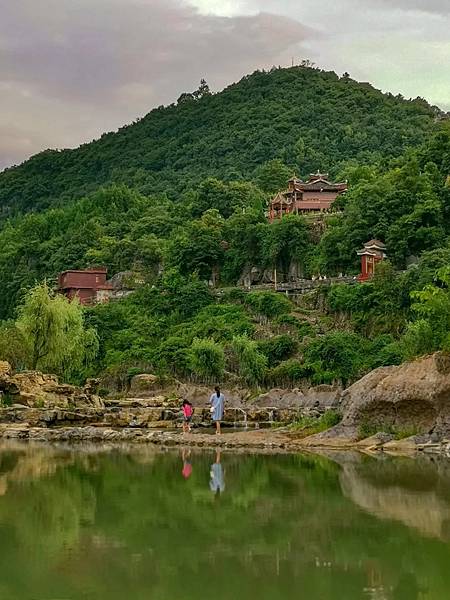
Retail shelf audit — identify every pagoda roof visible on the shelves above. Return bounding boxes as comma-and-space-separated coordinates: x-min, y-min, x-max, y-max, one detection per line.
270, 191, 292, 206
309, 172, 330, 180
357, 239, 387, 257
357, 248, 384, 257
363, 239, 386, 249
294, 180, 347, 192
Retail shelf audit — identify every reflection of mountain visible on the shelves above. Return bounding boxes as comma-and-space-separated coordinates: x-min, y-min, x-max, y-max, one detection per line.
338, 453, 450, 540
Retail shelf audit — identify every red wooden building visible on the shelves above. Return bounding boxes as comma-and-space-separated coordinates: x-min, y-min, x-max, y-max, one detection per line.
268, 173, 347, 220
357, 240, 386, 281
58, 268, 113, 305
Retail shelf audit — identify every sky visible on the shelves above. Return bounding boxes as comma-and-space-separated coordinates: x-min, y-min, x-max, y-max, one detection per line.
1, 0, 449, 170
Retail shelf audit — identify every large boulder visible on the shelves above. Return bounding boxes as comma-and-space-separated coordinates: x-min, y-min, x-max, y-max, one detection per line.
303, 352, 450, 446
129, 374, 160, 393
340, 353, 450, 432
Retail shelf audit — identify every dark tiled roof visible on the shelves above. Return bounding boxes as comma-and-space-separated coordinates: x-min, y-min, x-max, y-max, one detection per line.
296, 181, 347, 192
364, 239, 386, 248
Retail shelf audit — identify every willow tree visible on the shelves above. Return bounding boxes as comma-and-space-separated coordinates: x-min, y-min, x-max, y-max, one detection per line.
16, 282, 98, 379
231, 335, 268, 386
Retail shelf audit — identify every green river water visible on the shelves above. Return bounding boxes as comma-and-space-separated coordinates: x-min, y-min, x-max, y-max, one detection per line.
1, 442, 450, 599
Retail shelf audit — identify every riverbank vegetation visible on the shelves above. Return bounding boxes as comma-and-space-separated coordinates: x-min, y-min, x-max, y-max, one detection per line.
0, 65, 449, 390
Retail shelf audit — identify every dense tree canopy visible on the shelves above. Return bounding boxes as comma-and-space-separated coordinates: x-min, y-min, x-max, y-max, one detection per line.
0, 66, 449, 389
0, 66, 438, 217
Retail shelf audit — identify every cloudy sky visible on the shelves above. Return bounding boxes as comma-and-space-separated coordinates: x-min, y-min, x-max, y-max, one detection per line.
1, 0, 449, 170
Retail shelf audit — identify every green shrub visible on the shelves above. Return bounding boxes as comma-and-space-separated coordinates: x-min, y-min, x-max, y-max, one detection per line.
245, 291, 292, 321
231, 335, 268, 385
189, 338, 225, 381
220, 288, 247, 304
189, 304, 254, 341
357, 421, 379, 440
273, 314, 298, 328
126, 367, 145, 380
267, 359, 310, 386
290, 410, 341, 436
274, 314, 315, 337
394, 426, 419, 440
400, 319, 438, 360
258, 335, 297, 365
0, 322, 28, 370
303, 331, 368, 386
358, 421, 419, 440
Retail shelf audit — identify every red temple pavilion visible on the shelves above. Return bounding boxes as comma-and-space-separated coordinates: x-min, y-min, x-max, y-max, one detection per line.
268, 173, 347, 220
58, 268, 113, 305
357, 240, 387, 281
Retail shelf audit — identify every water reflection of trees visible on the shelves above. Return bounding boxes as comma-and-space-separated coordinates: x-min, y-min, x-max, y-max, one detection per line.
0, 444, 449, 598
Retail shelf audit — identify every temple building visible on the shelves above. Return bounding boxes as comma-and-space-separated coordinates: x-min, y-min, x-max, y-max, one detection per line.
268, 173, 347, 220
57, 268, 113, 305
357, 240, 387, 282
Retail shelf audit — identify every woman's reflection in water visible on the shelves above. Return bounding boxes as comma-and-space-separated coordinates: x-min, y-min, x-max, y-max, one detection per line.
210, 449, 225, 496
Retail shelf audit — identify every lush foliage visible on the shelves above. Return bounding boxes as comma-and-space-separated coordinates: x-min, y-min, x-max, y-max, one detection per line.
230, 335, 268, 385
315, 127, 450, 273
401, 267, 450, 359
15, 282, 98, 379
0, 66, 437, 216
0, 66, 449, 389
188, 338, 225, 382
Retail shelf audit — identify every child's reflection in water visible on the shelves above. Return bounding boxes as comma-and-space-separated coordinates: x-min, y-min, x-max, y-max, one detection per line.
181, 448, 192, 479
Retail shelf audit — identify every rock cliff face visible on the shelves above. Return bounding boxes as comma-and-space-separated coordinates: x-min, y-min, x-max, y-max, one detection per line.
341, 352, 450, 432
0, 362, 104, 409
304, 352, 450, 446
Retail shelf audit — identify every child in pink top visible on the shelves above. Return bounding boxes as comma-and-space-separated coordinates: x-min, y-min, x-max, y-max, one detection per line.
182, 400, 193, 433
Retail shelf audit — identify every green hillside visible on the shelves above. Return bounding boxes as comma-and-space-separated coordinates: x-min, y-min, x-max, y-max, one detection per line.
0, 66, 439, 216
1, 65, 450, 390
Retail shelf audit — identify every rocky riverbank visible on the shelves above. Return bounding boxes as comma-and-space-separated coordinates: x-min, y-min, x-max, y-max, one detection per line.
1, 422, 450, 456
0, 424, 295, 450
3, 353, 450, 455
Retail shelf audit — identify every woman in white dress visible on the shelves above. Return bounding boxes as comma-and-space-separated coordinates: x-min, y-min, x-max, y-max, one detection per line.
210, 386, 225, 435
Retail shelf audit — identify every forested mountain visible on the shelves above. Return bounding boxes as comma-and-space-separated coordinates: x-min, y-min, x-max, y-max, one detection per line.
1, 65, 449, 389
0, 66, 439, 216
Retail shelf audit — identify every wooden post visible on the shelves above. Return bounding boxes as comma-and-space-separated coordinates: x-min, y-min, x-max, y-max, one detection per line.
274, 267, 277, 291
